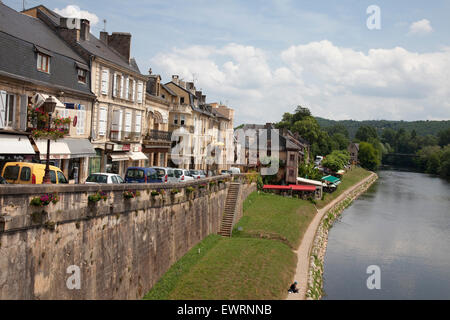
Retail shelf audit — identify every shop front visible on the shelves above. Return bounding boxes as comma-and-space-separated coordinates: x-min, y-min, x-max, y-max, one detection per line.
0, 133, 36, 173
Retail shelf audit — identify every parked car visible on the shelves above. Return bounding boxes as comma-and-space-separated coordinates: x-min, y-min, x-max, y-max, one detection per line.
189, 170, 206, 180
174, 169, 194, 182
85, 173, 125, 184
124, 167, 160, 184
0, 175, 8, 184
151, 167, 178, 183
221, 170, 232, 175
1, 162, 68, 184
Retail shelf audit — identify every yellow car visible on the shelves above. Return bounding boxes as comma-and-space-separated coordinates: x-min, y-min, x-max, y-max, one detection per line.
1, 162, 69, 184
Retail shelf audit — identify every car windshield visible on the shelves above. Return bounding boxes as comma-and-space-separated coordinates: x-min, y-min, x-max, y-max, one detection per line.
86, 174, 108, 183
190, 170, 198, 175
126, 169, 145, 179
174, 170, 182, 178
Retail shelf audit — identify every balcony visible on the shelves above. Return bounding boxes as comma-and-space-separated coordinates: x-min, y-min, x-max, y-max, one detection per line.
144, 130, 172, 142
169, 124, 195, 134
110, 131, 141, 143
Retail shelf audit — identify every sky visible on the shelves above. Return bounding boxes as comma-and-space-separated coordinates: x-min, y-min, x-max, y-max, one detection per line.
4, 0, 450, 125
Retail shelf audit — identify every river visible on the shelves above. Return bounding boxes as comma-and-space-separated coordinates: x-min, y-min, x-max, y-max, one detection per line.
322, 170, 450, 300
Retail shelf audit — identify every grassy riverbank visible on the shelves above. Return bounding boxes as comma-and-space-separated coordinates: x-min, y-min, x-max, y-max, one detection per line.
144, 168, 372, 300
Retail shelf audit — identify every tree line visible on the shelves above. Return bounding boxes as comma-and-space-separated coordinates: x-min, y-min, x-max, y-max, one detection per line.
275, 106, 450, 179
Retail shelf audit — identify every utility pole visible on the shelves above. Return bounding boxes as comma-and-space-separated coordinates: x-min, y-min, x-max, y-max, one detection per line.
22, 0, 26, 11
103, 19, 107, 32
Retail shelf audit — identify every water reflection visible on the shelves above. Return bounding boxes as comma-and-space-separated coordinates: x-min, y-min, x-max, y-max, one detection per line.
322, 170, 450, 300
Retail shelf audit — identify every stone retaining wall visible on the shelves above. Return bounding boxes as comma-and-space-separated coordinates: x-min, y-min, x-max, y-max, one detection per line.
0, 175, 256, 300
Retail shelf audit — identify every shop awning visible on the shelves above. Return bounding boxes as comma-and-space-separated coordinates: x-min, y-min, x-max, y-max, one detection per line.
297, 177, 323, 187
36, 139, 71, 160
127, 151, 148, 161
32, 93, 65, 109
65, 138, 96, 158
263, 185, 292, 191
0, 134, 35, 155
109, 153, 130, 162
290, 185, 317, 192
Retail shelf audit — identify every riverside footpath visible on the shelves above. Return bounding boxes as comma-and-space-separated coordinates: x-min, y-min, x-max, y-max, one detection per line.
287, 172, 378, 300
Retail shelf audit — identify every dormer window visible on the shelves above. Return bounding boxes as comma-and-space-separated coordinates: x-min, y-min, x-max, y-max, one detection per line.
78, 69, 87, 83
37, 52, 50, 73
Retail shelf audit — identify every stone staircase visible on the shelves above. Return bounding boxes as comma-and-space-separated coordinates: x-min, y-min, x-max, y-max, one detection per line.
218, 183, 241, 237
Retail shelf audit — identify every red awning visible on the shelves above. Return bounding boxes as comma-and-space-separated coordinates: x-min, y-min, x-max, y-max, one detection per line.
290, 185, 317, 192
263, 185, 292, 190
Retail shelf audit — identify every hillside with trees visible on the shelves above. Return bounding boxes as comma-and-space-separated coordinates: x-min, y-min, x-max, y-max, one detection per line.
316, 118, 450, 139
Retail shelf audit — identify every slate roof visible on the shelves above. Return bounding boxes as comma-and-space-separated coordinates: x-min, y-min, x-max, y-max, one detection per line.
0, 3, 93, 96
28, 5, 142, 75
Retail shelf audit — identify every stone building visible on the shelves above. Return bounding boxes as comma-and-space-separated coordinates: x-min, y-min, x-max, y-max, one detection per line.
348, 142, 360, 165
0, 3, 96, 183
142, 72, 171, 167
164, 76, 234, 173
23, 5, 149, 177
236, 123, 310, 184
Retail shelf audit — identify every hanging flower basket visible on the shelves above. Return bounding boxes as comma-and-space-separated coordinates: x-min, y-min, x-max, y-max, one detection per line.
88, 191, 108, 203
30, 193, 60, 207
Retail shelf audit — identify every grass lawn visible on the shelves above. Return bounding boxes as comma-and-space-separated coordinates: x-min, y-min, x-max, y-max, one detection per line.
315, 167, 372, 209
166, 238, 296, 300
234, 192, 316, 248
144, 167, 372, 300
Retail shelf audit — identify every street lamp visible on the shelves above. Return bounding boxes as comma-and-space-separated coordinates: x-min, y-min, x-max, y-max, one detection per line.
42, 96, 57, 184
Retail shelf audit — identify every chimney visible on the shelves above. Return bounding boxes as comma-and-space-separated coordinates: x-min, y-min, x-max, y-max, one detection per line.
106, 32, 132, 62
100, 31, 108, 43
58, 17, 81, 43
179, 80, 186, 89
80, 19, 90, 41
172, 75, 179, 85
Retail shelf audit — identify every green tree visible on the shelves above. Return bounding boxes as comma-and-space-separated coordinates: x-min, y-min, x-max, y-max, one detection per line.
355, 126, 378, 142
358, 142, 380, 171
438, 128, 450, 147
439, 145, 450, 178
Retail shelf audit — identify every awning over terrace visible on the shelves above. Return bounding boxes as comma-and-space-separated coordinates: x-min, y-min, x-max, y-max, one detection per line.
322, 175, 341, 185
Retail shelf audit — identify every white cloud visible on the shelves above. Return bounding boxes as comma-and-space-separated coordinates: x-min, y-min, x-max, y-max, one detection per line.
54, 5, 99, 26
408, 19, 433, 36
150, 41, 450, 125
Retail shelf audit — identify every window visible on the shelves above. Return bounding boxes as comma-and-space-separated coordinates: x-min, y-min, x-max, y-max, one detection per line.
289, 169, 295, 177
50, 170, 57, 184
117, 176, 124, 184
135, 111, 142, 134
129, 79, 134, 100
180, 114, 185, 126
180, 97, 185, 104
20, 167, 31, 181
101, 69, 109, 95
0, 92, 15, 128
3, 166, 19, 180
174, 114, 178, 125
37, 53, 50, 73
57, 172, 68, 184
76, 105, 86, 135
98, 106, 108, 136
137, 81, 143, 103
290, 154, 295, 162
113, 73, 121, 97
77, 69, 87, 84
161, 94, 166, 99
111, 176, 118, 184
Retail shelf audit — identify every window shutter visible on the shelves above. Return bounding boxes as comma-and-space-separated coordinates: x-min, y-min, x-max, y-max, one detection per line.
112, 109, 123, 140
132, 79, 136, 101
19, 95, 28, 130
125, 77, 129, 100
125, 111, 132, 133
120, 76, 124, 99
137, 81, 143, 103
101, 69, 109, 95
0, 91, 6, 129
99, 106, 108, 136
76, 106, 85, 135
113, 73, 118, 97
135, 111, 141, 133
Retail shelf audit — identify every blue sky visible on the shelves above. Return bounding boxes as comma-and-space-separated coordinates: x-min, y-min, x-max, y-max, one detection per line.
5, 0, 450, 124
